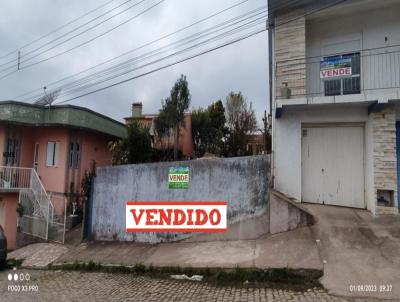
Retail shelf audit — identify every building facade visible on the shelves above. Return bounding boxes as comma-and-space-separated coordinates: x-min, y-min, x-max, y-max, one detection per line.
0, 101, 126, 249
269, 0, 400, 214
124, 102, 194, 157
246, 133, 265, 155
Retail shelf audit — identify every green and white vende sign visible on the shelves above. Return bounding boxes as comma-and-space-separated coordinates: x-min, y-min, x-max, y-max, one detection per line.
168, 167, 189, 189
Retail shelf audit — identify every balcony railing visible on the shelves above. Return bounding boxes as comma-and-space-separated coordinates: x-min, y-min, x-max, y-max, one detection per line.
0, 166, 31, 190
0, 166, 65, 243
275, 44, 400, 99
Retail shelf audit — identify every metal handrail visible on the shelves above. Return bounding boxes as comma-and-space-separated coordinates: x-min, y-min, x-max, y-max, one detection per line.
31, 168, 50, 199
275, 45, 400, 99
0, 166, 57, 241
0, 166, 31, 189
30, 168, 54, 211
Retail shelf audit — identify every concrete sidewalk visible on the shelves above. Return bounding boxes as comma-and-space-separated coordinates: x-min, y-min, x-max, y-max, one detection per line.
52, 204, 400, 300
7, 243, 69, 268
10, 204, 399, 300
53, 226, 322, 271
304, 204, 400, 300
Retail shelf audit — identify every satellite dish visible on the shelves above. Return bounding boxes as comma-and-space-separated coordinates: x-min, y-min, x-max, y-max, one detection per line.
34, 88, 61, 106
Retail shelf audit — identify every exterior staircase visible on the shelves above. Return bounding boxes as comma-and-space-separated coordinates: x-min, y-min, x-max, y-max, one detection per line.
0, 166, 66, 243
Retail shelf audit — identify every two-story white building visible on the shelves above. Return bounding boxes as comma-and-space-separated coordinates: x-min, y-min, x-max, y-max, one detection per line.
269, 0, 400, 214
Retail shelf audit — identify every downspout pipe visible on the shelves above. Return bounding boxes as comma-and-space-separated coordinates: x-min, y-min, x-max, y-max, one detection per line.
268, 28, 273, 116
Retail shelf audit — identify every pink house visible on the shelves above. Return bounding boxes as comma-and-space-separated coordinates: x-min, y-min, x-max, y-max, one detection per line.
0, 101, 126, 249
124, 102, 194, 157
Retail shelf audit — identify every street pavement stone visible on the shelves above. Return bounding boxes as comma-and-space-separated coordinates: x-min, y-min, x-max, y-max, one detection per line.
0, 269, 382, 302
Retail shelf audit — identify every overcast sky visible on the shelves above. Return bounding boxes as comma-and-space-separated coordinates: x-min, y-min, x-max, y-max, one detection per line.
0, 0, 268, 126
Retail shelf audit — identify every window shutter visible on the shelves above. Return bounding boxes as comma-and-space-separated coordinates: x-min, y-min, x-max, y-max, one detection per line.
46, 142, 54, 166
54, 142, 60, 166
69, 142, 74, 167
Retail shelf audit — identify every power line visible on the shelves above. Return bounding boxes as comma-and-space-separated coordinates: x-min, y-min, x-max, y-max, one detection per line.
11, 0, 252, 100
46, 1, 335, 98
49, 12, 268, 100
23, 13, 266, 102
27, 7, 266, 99
2, 0, 295, 78
271, 0, 349, 30
0, 0, 118, 60
56, 28, 267, 104
13, 0, 298, 100
7, 1, 342, 104
0, 0, 146, 70
53, 0, 350, 104
0, 0, 163, 77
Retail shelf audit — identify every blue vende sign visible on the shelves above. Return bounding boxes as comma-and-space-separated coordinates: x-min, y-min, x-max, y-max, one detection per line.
320, 57, 352, 80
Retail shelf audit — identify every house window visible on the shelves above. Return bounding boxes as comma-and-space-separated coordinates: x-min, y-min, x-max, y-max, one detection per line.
68, 142, 80, 169
69, 143, 74, 168
4, 138, 20, 166
75, 144, 80, 168
46, 141, 59, 167
324, 52, 360, 96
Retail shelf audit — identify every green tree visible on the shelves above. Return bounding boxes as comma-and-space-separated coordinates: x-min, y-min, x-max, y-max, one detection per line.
224, 92, 257, 157
191, 107, 211, 157
207, 100, 226, 154
156, 75, 191, 160
81, 160, 96, 199
153, 109, 174, 161
110, 120, 152, 164
191, 100, 226, 157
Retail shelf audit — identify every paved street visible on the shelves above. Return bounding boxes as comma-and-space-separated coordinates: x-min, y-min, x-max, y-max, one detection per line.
0, 269, 382, 302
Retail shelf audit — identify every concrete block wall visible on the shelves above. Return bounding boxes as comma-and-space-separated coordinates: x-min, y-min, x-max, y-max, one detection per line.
274, 10, 306, 99
371, 104, 398, 212
90, 156, 270, 243
269, 189, 314, 234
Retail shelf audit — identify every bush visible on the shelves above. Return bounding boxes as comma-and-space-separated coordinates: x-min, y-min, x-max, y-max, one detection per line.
111, 120, 152, 165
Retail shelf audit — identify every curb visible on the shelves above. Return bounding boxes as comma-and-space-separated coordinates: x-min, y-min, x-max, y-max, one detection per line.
48, 260, 323, 287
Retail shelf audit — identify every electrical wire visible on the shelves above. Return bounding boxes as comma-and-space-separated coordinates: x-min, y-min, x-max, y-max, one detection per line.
0, 0, 118, 60
0, 0, 140, 68
1, 0, 298, 77
11, 0, 252, 100
53, 0, 350, 104
22, 7, 267, 101
56, 28, 267, 104
0, 0, 163, 76
6, 0, 349, 104
52, 14, 268, 100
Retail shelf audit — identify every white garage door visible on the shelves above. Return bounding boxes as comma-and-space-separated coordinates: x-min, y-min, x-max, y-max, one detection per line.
301, 125, 365, 208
